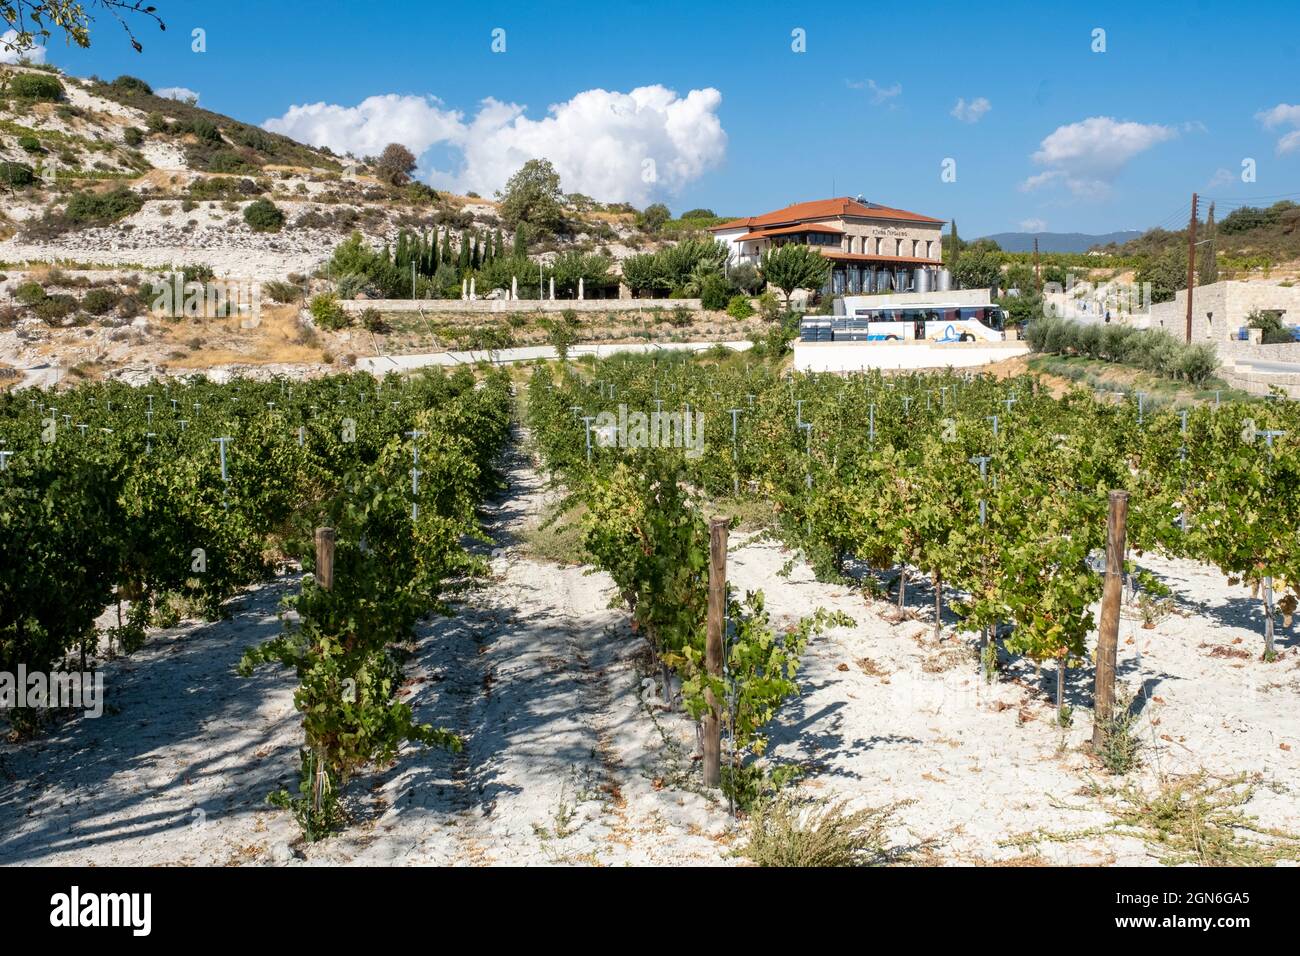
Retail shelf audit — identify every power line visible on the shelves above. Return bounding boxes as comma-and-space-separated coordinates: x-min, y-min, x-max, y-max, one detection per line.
1200, 191, 1300, 204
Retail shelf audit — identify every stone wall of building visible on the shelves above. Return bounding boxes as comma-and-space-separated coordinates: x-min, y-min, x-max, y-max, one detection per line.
1146, 281, 1300, 343
835, 217, 943, 261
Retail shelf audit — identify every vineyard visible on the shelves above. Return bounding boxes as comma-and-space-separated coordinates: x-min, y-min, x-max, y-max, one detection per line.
527, 353, 1300, 668
522, 354, 1300, 858
0, 368, 512, 840
1, 351, 1298, 865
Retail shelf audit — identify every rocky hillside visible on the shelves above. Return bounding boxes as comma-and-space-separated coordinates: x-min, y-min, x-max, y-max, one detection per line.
0, 64, 643, 281
0, 63, 692, 384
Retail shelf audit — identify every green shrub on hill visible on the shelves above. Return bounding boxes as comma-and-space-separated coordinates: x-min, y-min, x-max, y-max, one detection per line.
65, 187, 144, 225
0, 161, 36, 188
309, 292, 349, 330
243, 198, 285, 232
10, 74, 64, 101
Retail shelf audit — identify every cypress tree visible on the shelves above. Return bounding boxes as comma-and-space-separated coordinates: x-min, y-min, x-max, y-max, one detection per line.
512, 225, 527, 259
395, 231, 409, 271
493, 229, 504, 260
1198, 202, 1219, 286
441, 230, 454, 269
458, 233, 471, 272
945, 220, 960, 273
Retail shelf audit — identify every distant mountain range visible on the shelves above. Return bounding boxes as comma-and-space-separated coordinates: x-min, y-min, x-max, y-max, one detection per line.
978, 231, 1145, 253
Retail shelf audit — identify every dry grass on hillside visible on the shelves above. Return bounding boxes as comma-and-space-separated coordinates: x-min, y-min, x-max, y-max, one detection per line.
157, 303, 329, 368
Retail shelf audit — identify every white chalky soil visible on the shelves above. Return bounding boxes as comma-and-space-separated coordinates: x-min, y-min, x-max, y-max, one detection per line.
2, 432, 1297, 865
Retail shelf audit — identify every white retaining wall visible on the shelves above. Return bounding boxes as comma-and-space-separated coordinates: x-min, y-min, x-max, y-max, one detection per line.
793, 340, 1029, 372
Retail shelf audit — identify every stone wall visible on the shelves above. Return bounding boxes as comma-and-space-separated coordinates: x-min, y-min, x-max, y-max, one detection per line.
835, 217, 944, 261
1219, 367, 1300, 398
339, 297, 703, 314
1146, 280, 1300, 344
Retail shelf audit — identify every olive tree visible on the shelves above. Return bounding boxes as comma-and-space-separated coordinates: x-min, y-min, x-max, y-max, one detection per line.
759, 244, 830, 308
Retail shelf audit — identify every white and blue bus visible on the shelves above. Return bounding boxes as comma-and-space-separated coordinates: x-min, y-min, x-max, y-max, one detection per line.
801, 301, 1008, 343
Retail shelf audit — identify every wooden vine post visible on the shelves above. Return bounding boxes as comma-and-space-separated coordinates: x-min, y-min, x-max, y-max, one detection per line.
1092, 492, 1128, 750
315, 526, 335, 591
312, 526, 336, 812
703, 518, 728, 788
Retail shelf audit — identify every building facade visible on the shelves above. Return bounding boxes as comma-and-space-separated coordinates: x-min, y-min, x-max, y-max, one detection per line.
709, 197, 949, 296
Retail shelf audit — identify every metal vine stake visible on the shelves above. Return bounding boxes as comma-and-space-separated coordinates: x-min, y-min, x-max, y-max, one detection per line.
404, 429, 426, 519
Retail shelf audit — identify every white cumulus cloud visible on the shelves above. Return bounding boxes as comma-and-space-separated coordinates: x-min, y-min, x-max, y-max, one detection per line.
1021, 117, 1177, 198
262, 85, 726, 206
1018, 218, 1048, 232
951, 97, 991, 123
156, 86, 200, 105
264, 93, 464, 160
1, 28, 46, 64
1256, 103, 1300, 154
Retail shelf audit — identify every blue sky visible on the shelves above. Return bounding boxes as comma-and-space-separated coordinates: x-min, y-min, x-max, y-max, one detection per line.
24, 0, 1300, 236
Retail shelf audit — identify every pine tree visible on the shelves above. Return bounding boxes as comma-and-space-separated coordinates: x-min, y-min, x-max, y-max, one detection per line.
1198, 202, 1219, 286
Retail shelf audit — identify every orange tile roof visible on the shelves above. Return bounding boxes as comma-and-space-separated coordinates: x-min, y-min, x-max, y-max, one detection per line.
735, 222, 845, 242
710, 197, 945, 232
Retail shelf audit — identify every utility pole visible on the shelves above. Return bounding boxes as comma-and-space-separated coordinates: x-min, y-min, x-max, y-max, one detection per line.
1184, 193, 1199, 344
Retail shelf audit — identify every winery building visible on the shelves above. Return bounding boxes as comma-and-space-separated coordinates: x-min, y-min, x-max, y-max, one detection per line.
709, 197, 950, 296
